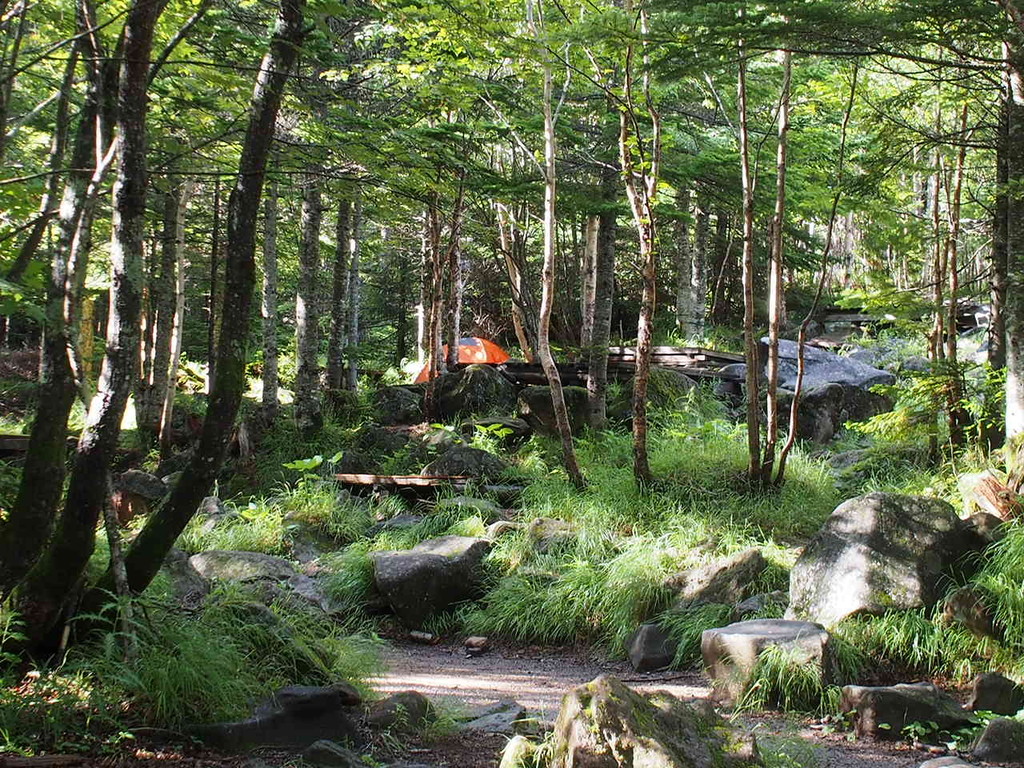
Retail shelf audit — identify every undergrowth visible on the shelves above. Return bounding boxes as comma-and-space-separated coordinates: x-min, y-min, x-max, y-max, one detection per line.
0, 590, 382, 753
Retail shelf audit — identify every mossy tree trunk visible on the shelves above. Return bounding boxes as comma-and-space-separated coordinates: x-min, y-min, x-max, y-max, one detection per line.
17, 0, 169, 643
295, 170, 324, 436
261, 178, 280, 419
587, 153, 616, 431
93, 0, 307, 600
0, 0, 117, 599
327, 195, 352, 392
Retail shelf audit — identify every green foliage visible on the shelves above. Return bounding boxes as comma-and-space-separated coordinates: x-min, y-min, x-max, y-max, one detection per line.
657, 603, 734, 667
834, 609, 1006, 682
734, 645, 840, 715
81, 591, 382, 730
974, 520, 1024, 661
0, 670, 124, 754
758, 737, 822, 768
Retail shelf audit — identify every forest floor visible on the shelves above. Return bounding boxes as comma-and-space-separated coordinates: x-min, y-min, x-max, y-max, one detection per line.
370, 639, 937, 768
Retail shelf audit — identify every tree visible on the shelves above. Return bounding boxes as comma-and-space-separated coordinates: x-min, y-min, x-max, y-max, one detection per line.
16, 0, 169, 642
105, 0, 307, 599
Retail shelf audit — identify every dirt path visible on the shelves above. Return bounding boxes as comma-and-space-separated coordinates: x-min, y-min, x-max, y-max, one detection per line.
372, 639, 949, 768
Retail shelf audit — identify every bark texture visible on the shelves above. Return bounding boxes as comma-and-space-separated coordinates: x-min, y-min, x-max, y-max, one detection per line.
104, 0, 306, 599
0, 0, 117, 598
18, 0, 169, 641
295, 171, 324, 435
327, 195, 352, 391
261, 179, 280, 417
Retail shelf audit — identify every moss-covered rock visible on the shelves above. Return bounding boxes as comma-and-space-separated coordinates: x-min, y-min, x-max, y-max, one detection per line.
551, 675, 760, 768
437, 364, 518, 421
787, 493, 980, 627
518, 385, 588, 437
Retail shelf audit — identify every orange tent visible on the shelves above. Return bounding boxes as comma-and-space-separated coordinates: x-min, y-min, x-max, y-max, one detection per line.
414, 337, 511, 382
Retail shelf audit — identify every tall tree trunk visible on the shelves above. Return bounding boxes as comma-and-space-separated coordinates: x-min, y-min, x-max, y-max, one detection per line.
992, 75, 1010, 375
423, 194, 445, 419
946, 103, 970, 449
137, 178, 184, 443
0, 0, 29, 169
619, 0, 660, 488
710, 210, 734, 324
580, 214, 599, 352
261, 179, 280, 418
16, 0, 168, 641
327, 195, 352, 391
496, 200, 536, 361
345, 188, 362, 392
394, 262, 409, 366
761, 48, 791, 487
445, 175, 467, 370
159, 183, 191, 457
691, 192, 709, 336
587, 158, 617, 430
102, 0, 305, 599
207, 177, 222, 393
532, 0, 584, 489
674, 186, 692, 335
987, 73, 1010, 450
0, 0, 115, 598
295, 171, 323, 435
738, 37, 762, 486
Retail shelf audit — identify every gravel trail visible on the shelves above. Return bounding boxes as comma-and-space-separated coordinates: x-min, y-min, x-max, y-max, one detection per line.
372, 639, 954, 768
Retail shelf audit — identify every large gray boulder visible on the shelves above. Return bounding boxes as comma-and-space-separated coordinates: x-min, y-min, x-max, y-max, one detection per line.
665, 548, 768, 609
968, 672, 1024, 715
375, 386, 423, 426
437, 364, 517, 421
840, 682, 973, 741
769, 338, 896, 391
190, 550, 297, 582
778, 383, 893, 444
701, 619, 832, 707
337, 425, 411, 474
787, 493, 977, 627
188, 550, 334, 613
422, 445, 510, 481
972, 716, 1024, 763
551, 675, 759, 768
370, 536, 492, 627
518, 385, 589, 437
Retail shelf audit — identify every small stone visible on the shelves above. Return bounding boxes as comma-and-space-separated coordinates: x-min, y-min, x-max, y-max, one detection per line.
409, 631, 439, 645
627, 623, 677, 672
366, 691, 434, 731
702, 619, 832, 707
462, 701, 526, 734
840, 682, 973, 741
527, 517, 574, 553
302, 739, 369, 768
464, 636, 491, 656
942, 587, 999, 638
486, 520, 523, 540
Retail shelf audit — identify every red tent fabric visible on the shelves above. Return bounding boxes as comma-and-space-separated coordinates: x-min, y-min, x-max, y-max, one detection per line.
414, 337, 511, 382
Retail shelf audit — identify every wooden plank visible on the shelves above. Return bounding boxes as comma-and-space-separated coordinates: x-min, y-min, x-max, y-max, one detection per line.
335, 473, 473, 487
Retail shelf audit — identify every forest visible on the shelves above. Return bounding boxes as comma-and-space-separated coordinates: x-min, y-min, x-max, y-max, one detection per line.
2, 0, 1024, 766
